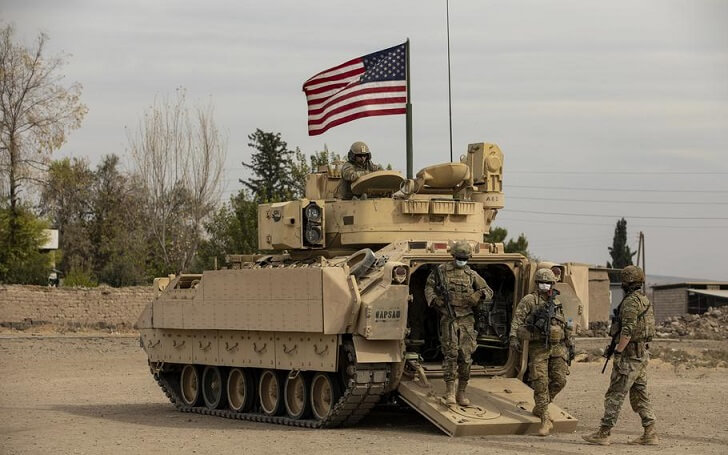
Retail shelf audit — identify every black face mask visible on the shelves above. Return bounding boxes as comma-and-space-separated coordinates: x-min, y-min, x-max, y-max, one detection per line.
622, 282, 642, 293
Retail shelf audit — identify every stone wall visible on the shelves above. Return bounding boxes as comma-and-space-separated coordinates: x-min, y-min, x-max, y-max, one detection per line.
653, 287, 687, 322
0, 285, 155, 328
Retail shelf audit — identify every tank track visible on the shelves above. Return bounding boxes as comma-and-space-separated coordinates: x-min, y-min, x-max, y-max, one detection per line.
150, 343, 390, 428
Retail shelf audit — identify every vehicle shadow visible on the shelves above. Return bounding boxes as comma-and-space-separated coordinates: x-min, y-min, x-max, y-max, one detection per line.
49, 402, 439, 435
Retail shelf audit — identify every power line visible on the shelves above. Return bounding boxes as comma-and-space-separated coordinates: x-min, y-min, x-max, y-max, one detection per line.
506, 184, 728, 193
497, 215, 728, 229
510, 170, 728, 175
506, 209, 728, 221
508, 196, 728, 205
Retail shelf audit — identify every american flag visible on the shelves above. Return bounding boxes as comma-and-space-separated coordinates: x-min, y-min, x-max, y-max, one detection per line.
302, 43, 407, 136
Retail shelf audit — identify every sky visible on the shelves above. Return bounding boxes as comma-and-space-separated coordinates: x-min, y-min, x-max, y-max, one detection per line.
5, 0, 728, 279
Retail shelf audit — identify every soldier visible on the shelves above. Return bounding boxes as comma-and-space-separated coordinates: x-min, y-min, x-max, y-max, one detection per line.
510, 268, 574, 436
337, 141, 383, 199
583, 265, 657, 446
424, 241, 493, 406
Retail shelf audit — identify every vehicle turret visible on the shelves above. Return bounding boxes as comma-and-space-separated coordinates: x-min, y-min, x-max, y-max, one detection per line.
257, 143, 504, 254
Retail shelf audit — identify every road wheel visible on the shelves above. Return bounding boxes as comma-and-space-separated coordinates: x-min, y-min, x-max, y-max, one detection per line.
284, 372, 311, 420
180, 364, 201, 406
202, 366, 227, 409
227, 368, 255, 412
258, 369, 284, 416
310, 372, 341, 421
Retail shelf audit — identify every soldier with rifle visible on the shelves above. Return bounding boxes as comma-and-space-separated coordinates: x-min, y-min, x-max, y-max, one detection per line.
424, 241, 493, 406
583, 265, 658, 446
510, 268, 575, 437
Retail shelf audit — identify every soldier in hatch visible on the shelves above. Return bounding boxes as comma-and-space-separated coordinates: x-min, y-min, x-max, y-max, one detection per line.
510, 268, 575, 436
583, 265, 658, 446
337, 141, 383, 199
424, 241, 493, 406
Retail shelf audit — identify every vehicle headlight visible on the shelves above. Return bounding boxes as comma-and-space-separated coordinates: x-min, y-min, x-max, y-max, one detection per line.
304, 203, 322, 222
304, 225, 323, 244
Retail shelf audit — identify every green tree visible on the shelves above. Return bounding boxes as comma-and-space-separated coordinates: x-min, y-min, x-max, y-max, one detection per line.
0, 25, 87, 246
0, 207, 50, 284
291, 145, 340, 198
90, 155, 148, 286
607, 217, 635, 269
241, 129, 297, 202
40, 158, 95, 278
193, 189, 259, 271
486, 226, 530, 256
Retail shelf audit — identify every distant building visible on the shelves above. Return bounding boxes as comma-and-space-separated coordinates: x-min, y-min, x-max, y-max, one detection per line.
651, 282, 728, 321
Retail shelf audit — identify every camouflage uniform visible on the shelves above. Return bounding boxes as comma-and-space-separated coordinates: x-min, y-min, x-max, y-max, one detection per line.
600, 289, 656, 429
510, 291, 574, 419
338, 160, 382, 199
337, 141, 382, 199
424, 263, 492, 383
584, 265, 658, 446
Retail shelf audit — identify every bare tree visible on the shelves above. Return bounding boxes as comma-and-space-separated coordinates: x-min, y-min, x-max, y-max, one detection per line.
128, 89, 225, 273
0, 24, 87, 233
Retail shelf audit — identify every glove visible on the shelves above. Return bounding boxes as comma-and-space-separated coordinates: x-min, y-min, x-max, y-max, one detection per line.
468, 289, 484, 306
516, 326, 532, 341
509, 336, 520, 352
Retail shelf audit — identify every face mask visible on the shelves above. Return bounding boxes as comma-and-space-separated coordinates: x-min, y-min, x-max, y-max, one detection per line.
455, 260, 467, 268
538, 282, 552, 292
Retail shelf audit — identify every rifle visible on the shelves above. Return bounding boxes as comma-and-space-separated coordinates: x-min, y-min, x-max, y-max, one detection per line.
434, 265, 456, 323
544, 289, 557, 350
601, 296, 651, 373
526, 289, 559, 349
602, 306, 621, 374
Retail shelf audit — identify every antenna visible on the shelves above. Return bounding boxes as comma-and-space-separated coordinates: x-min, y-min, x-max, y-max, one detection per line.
446, 0, 453, 162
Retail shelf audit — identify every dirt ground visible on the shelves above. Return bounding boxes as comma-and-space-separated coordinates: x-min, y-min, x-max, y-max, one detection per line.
1, 335, 726, 455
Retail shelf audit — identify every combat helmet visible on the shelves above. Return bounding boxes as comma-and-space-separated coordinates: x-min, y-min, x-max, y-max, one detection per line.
348, 141, 371, 162
451, 241, 473, 260
534, 268, 557, 283
621, 265, 645, 284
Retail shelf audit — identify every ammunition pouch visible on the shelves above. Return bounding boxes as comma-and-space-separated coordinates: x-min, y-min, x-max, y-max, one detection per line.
624, 341, 648, 358
549, 325, 564, 344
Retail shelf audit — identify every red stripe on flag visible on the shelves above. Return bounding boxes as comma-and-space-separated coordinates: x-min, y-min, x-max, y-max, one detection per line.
303, 67, 365, 91
308, 108, 407, 135
307, 85, 406, 116
304, 81, 355, 97
308, 97, 407, 126
303, 57, 362, 87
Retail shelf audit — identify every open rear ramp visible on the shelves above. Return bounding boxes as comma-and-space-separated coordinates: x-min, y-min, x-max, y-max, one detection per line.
397, 376, 578, 436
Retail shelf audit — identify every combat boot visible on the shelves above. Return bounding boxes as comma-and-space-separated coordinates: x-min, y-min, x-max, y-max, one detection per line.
582, 426, 611, 445
443, 381, 456, 405
456, 381, 470, 406
537, 412, 553, 436
629, 424, 659, 445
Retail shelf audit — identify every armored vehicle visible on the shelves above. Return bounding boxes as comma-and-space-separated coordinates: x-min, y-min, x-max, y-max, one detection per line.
137, 142, 584, 436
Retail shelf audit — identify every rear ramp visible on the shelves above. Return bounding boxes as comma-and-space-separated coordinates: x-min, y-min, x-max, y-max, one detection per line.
397, 376, 578, 437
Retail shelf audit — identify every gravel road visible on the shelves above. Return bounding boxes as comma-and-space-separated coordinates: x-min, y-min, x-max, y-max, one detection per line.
1, 335, 726, 455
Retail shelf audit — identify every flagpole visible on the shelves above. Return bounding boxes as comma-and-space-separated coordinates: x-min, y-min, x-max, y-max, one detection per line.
446, 0, 453, 162
406, 38, 413, 179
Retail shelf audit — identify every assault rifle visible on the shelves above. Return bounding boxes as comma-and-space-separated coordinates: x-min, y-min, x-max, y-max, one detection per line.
434, 265, 456, 323
602, 334, 619, 374
526, 288, 559, 350
602, 306, 621, 374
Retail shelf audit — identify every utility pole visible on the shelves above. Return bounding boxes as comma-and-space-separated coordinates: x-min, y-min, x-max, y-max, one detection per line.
636, 231, 646, 293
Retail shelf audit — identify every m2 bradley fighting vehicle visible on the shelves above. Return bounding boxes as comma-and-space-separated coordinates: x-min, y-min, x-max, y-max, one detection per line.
137, 142, 581, 436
